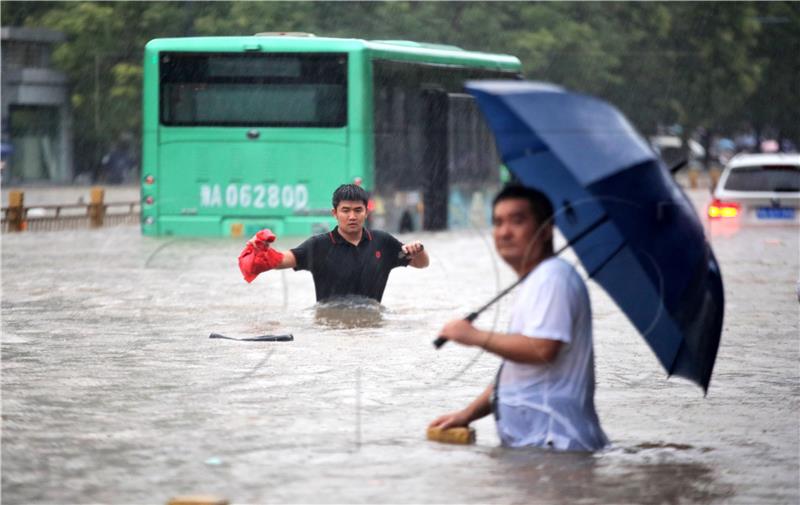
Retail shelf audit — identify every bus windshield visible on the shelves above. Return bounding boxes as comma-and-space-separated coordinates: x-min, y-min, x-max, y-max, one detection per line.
159, 52, 347, 127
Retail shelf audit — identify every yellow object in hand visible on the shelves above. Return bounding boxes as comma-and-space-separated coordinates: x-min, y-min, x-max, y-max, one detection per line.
426, 426, 476, 445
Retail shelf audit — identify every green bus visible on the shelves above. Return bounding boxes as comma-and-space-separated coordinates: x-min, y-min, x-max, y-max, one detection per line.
141, 34, 522, 237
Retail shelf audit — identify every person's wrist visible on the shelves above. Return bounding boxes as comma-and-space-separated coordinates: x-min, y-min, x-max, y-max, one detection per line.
472, 329, 488, 349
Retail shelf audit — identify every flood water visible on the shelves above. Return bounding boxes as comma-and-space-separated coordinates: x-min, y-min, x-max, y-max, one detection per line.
2, 190, 798, 504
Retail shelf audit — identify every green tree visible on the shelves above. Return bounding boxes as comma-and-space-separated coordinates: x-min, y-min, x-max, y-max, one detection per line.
20, 1, 201, 173
593, 3, 676, 135
662, 3, 761, 165
4, 0, 796, 178
744, 2, 800, 147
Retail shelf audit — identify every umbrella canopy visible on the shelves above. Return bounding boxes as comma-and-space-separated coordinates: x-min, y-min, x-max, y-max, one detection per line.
466, 80, 723, 392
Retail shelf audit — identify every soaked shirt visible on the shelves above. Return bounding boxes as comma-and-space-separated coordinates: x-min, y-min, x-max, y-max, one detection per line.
291, 227, 409, 302
496, 257, 609, 452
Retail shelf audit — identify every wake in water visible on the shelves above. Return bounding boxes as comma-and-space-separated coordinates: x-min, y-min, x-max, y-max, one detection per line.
312, 295, 386, 329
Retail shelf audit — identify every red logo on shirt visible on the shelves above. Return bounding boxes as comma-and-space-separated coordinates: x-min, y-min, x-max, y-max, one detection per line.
375, 251, 382, 259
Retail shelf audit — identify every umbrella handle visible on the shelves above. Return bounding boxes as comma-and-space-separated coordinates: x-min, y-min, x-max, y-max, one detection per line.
433, 312, 479, 349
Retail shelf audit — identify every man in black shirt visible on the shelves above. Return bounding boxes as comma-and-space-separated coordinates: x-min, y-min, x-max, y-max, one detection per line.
239, 184, 429, 303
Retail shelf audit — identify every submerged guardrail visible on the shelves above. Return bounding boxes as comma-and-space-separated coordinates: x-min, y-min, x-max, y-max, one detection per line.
1, 187, 140, 233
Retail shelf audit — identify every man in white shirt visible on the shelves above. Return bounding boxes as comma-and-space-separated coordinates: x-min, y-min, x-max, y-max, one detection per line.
429, 184, 608, 451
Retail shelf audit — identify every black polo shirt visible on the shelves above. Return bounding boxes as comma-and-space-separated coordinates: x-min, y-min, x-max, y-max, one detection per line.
291, 227, 411, 302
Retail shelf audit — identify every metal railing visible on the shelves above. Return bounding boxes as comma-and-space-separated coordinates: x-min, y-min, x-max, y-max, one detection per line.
1, 187, 140, 233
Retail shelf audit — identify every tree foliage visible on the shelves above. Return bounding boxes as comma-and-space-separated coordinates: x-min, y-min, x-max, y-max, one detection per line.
744, 2, 800, 144
2, 1, 795, 174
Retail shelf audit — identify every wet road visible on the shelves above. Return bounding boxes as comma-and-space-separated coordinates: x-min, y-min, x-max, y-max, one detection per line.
2, 189, 798, 504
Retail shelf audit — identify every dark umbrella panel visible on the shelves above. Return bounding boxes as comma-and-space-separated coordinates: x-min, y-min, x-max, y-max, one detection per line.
466, 80, 723, 392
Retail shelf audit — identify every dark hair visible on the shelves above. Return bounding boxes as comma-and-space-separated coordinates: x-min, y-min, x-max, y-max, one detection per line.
332, 184, 369, 209
492, 183, 554, 226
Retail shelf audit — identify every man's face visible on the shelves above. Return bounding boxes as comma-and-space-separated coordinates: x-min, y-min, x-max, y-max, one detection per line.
492, 197, 550, 269
332, 200, 367, 233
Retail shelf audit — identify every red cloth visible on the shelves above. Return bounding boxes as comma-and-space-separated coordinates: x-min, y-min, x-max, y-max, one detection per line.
238, 229, 284, 283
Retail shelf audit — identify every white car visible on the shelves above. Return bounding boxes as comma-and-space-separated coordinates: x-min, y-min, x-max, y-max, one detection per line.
709, 153, 800, 225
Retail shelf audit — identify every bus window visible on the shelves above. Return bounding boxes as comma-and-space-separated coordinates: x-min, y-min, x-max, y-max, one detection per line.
159, 52, 347, 127
372, 60, 513, 231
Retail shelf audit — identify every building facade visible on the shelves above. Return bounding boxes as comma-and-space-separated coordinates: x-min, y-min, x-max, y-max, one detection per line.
1, 26, 73, 183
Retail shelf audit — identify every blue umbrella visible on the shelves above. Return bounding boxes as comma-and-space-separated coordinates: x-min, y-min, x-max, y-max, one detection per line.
464, 80, 723, 393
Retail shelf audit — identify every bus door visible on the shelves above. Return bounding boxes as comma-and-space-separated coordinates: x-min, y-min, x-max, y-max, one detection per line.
420, 87, 449, 231
420, 90, 500, 231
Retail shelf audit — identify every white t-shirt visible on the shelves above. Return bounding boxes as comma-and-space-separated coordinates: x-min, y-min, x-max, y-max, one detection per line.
495, 257, 608, 451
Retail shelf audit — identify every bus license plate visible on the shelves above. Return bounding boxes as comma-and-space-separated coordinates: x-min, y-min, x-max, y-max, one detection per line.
756, 207, 795, 220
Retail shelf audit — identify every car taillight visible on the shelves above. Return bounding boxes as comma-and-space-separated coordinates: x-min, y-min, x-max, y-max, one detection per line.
367, 198, 375, 212
708, 199, 740, 219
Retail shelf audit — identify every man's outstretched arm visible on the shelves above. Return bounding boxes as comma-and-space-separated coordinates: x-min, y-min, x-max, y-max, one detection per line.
269, 249, 297, 269
429, 383, 493, 429
239, 230, 298, 282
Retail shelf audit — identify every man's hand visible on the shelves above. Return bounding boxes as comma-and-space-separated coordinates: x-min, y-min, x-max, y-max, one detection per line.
401, 241, 424, 257
438, 319, 485, 347
428, 409, 472, 430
